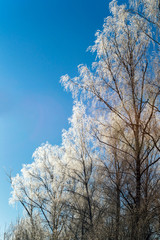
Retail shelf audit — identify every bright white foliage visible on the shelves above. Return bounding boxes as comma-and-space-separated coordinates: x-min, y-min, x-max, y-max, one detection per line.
130, 0, 160, 23
62, 101, 96, 180
60, 1, 154, 114
9, 0, 160, 238
60, 0, 160, 188
10, 143, 65, 205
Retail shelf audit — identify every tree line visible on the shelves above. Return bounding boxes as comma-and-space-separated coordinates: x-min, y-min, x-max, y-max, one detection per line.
5, 0, 160, 239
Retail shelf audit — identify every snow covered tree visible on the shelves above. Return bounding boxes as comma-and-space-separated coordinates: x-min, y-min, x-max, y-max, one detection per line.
129, 0, 160, 45
61, 0, 160, 239
3, 215, 46, 240
61, 102, 96, 239
10, 0, 160, 239
10, 143, 68, 240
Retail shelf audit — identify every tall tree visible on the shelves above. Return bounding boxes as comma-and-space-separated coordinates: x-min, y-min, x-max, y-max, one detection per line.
61, 0, 160, 238
62, 102, 99, 240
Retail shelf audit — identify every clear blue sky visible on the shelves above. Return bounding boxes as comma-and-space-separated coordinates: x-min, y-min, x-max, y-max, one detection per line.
0, 0, 122, 232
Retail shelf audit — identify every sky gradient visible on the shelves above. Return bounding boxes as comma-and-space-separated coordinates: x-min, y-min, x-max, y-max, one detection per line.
0, 0, 114, 233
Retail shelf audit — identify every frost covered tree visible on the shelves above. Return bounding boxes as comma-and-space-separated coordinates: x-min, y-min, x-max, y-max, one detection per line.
61, 102, 101, 240
95, 111, 160, 239
2, 214, 46, 240
10, 143, 68, 240
129, 0, 160, 45
10, 0, 160, 239
61, 0, 160, 239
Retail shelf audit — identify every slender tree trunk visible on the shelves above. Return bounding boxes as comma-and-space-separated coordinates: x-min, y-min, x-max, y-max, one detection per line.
135, 156, 141, 239
115, 184, 120, 240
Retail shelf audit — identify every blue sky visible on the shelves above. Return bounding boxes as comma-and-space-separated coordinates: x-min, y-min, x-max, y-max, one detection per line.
0, 0, 114, 232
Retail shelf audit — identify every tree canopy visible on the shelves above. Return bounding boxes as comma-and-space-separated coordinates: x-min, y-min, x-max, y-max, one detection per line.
9, 0, 160, 239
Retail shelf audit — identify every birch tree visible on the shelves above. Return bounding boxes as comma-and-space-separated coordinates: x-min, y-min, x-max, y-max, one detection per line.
10, 143, 68, 240
62, 102, 101, 240
61, 0, 160, 238
9, 0, 160, 239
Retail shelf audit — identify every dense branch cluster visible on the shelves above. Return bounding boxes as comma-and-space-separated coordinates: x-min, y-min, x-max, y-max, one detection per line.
7, 0, 160, 239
